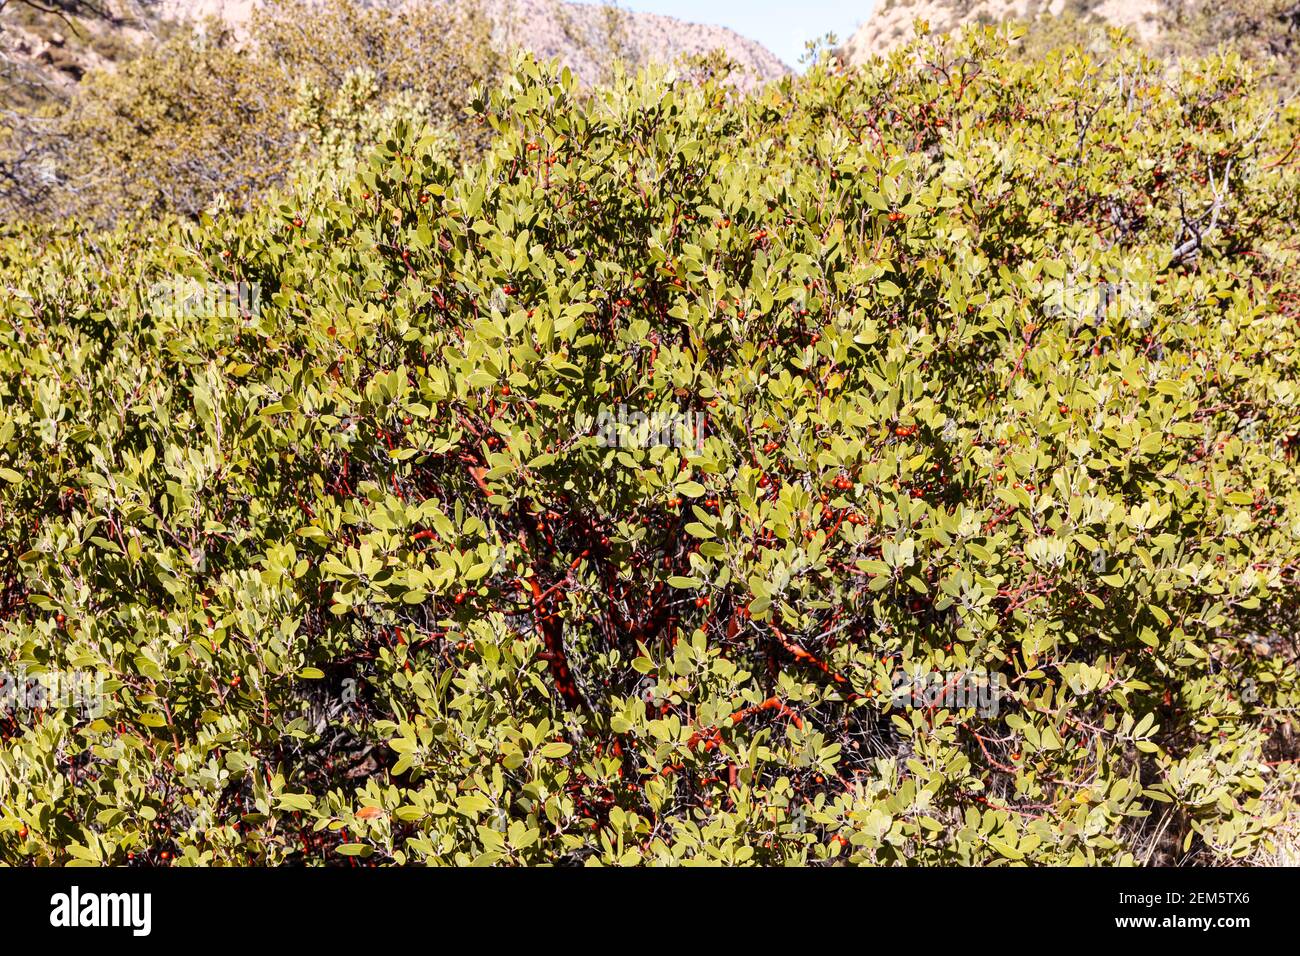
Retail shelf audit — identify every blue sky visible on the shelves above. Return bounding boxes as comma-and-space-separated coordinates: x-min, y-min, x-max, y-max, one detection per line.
574, 1, 877, 70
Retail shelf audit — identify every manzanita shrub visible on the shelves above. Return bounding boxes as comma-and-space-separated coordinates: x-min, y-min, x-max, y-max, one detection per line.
1, 27, 1299, 866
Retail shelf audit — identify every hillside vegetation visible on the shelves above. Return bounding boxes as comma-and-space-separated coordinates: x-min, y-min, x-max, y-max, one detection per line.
1, 15, 1300, 865
842, 1, 1300, 88
0, 0, 787, 225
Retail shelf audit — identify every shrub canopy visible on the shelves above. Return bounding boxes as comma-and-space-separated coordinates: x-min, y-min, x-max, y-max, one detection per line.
1, 28, 1299, 865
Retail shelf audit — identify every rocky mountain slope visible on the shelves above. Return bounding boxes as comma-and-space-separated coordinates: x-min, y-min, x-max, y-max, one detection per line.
487, 0, 789, 84
1, 0, 788, 102
147, 0, 789, 85
1, 1, 152, 101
